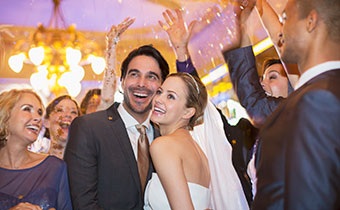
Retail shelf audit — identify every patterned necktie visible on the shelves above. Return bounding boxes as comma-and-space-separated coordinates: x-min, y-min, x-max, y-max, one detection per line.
136, 124, 150, 193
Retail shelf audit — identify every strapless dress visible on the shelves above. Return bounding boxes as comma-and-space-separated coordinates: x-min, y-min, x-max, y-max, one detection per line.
144, 173, 210, 210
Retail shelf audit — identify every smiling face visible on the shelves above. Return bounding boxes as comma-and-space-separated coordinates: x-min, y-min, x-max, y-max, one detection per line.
121, 55, 162, 122
151, 76, 193, 131
45, 98, 79, 143
7, 93, 43, 145
261, 63, 289, 98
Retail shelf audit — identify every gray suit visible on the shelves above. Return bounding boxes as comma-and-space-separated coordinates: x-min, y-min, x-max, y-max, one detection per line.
64, 103, 158, 210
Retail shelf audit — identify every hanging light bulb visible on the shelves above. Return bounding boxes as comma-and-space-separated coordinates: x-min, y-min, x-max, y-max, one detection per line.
66, 47, 82, 66
69, 65, 85, 81
28, 46, 45, 65
37, 65, 49, 75
58, 71, 72, 87
30, 72, 48, 91
8, 53, 26, 73
87, 54, 95, 63
65, 81, 81, 97
48, 74, 57, 88
91, 56, 106, 75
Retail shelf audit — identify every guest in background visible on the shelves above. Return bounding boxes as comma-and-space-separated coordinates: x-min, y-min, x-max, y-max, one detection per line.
260, 58, 293, 98
80, 88, 101, 115
29, 95, 80, 159
224, 0, 340, 208
44, 95, 80, 159
0, 89, 72, 210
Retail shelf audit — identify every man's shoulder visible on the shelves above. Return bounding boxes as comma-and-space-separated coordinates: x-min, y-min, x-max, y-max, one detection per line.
72, 106, 122, 129
296, 70, 340, 101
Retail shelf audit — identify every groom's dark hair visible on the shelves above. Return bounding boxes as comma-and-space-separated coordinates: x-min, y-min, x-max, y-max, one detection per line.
120, 45, 169, 82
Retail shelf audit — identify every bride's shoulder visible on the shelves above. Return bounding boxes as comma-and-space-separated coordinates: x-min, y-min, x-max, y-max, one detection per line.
150, 135, 183, 156
151, 136, 175, 149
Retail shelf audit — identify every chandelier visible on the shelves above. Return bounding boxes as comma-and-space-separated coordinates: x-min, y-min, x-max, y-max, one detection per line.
8, 0, 106, 97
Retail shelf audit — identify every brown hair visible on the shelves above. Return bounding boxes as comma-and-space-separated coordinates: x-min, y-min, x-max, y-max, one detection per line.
262, 58, 286, 77
45, 95, 80, 120
167, 73, 208, 130
297, 0, 340, 42
120, 45, 169, 82
0, 89, 43, 149
80, 88, 101, 114
44, 95, 80, 138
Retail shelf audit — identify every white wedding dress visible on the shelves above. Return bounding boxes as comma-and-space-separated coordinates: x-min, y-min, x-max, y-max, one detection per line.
144, 173, 210, 210
144, 101, 249, 210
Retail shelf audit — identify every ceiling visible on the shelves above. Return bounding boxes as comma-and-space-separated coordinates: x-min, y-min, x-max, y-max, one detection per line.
0, 0, 287, 102
0, 0, 223, 32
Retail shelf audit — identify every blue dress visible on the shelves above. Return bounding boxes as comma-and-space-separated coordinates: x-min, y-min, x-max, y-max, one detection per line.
0, 155, 72, 210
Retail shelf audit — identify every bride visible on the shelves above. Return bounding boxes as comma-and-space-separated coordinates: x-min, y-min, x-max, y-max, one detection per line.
144, 72, 210, 210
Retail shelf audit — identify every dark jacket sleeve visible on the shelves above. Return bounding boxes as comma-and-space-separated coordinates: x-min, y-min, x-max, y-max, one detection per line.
223, 46, 284, 127
176, 57, 199, 77
64, 117, 103, 210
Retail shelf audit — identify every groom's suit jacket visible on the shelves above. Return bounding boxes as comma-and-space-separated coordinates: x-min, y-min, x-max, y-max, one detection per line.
64, 103, 158, 210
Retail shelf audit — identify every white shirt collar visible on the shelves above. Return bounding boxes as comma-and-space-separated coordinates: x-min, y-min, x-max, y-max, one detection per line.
117, 103, 151, 130
295, 61, 340, 90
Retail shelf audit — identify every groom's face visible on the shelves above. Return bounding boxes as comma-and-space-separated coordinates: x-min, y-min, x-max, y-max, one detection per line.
121, 55, 162, 116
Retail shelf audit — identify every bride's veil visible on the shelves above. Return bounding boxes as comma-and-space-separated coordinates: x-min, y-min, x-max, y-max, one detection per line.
190, 100, 249, 210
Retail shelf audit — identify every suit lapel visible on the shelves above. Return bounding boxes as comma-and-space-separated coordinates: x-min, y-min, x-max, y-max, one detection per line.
106, 103, 142, 194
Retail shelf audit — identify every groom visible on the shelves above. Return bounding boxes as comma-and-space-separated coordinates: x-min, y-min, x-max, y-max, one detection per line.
64, 45, 169, 209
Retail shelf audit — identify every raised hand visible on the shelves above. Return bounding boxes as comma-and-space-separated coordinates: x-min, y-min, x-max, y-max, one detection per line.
159, 9, 196, 61
240, 0, 257, 23
106, 17, 135, 47
98, 17, 135, 111
0, 25, 14, 38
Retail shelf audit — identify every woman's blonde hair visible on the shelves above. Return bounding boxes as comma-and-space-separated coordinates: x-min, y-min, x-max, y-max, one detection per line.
0, 89, 43, 149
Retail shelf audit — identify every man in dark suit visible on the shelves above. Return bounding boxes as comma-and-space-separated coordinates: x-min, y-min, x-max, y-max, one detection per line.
225, 0, 340, 209
64, 45, 169, 210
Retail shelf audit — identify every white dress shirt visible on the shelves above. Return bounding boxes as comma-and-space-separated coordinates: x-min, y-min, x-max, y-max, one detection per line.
117, 103, 154, 159
295, 61, 340, 90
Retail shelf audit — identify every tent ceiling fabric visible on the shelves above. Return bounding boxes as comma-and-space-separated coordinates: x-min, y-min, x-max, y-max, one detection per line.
0, 0, 287, 100
0, 0, 221, 32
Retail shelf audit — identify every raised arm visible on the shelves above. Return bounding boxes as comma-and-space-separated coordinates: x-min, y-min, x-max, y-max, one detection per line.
159, 9, 196, 62
97, 18, 135, 111
256, 0, 282, 46
221, 0, 285, 127
159, 9, 200, 77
